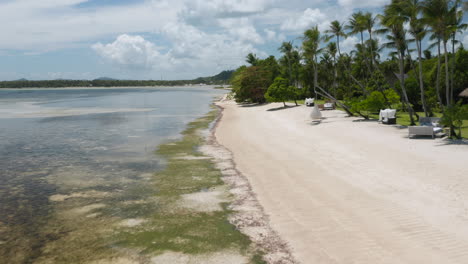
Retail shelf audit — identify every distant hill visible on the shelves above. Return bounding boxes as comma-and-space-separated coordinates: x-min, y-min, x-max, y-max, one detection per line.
0, 70, 233, 88
15, 78, 28, 81
94, 77, 117, 81
193, 70, 234, 84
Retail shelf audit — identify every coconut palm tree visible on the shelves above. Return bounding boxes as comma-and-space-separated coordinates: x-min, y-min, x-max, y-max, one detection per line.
302, 26, 324, 97
423, 0, 452, 106
362, 12, 378, 70
325, 20, 347, 56
327, 42, 338, 97
246, 53, 259, 66
398, 0, 430, 116
423, 0, 449, 107
379, 1, 417, 125
279, 42, 294, 85
327, 19, 367, 94
447, 0, 467, 103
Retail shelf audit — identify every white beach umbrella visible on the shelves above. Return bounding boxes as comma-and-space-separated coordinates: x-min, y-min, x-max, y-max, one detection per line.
310, 104, 322, 120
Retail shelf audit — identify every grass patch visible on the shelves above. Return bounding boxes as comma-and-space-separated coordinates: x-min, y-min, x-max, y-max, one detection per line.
113, 106, 262, 261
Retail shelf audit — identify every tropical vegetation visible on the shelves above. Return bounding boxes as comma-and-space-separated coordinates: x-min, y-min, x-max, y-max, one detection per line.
230, 0, 468, 138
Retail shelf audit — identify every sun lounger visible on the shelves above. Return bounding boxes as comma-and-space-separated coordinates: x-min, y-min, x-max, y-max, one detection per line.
323, 102, 334, 110
408, 117, 443, 139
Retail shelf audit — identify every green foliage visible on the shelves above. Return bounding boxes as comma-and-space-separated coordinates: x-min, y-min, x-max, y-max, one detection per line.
265, 77, 298, 105
440, 102, 468, 138
348, 90, 400, 116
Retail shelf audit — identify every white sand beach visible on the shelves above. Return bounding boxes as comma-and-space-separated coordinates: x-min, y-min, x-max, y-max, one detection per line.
215, 101, 468, 264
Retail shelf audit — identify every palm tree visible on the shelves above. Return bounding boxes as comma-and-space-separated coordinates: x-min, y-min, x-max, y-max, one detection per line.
447, 0, 467, 103
423, 0, 449, 107
246, 53, 259, 66
279, 42, 294, 84
327, 19, 367, 94
302, 26, 323, 97
327, 42, 338, 97
379, 1, 417, 125
362, 12, 378, 69
423, 0, 450, 105
325, 20, 347, 56
398, 0, 430, 116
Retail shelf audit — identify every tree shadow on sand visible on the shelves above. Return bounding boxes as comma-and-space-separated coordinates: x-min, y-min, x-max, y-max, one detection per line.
267, 105, 300, 112
238, 103, 268, 108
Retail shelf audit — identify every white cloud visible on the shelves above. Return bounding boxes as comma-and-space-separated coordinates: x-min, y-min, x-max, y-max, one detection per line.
218, 18, 264, 44
340, 36, 359, 54
264, 29, 286, 42
92, 34, 163, 70
280, 8, 327, 32
337, 0, 388, 8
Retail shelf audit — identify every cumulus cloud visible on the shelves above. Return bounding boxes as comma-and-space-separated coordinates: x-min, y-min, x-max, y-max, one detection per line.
339, 36, 359, 54
280, 8, 327, 32
92, 35, 163, 70
337, 0, 388, 8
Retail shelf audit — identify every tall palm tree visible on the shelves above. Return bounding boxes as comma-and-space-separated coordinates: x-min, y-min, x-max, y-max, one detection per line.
327, 19, 367, 94
326, 20, 347, 56
347, 11, 373, 79
447, 0, 466, 103
379, 1, 416, 125
278, 42, 294, 84
346, 11, 366, 46
398, 0, 430, 116
363, 12, 378, 70
302, 26, 323, 97
327, 42, 338, 97
424, 0, 452, 106
423, 0, 449, 107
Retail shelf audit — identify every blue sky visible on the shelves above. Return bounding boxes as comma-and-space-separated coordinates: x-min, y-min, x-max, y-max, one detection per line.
0, 0, 466, 81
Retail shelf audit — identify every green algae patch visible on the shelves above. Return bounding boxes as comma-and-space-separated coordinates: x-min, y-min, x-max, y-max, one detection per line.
112, 107, 262, 262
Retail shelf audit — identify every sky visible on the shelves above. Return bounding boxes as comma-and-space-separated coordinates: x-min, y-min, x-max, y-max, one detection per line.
0, 0, 466, 81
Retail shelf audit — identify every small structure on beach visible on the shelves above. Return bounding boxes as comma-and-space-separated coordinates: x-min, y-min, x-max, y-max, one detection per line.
460, 88, 468, 103
460, 88, 468, 98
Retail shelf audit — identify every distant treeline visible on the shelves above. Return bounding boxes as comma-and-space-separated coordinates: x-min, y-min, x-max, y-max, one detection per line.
0, 70, 234, 88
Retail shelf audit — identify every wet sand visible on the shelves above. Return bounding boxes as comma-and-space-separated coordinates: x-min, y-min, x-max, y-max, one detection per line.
215, 101, 468, 264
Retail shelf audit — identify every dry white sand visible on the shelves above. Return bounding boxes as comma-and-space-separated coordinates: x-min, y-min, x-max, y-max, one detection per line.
215, 101, 468, 264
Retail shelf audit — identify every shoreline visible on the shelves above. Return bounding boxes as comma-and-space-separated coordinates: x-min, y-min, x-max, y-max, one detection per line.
202, 100, 297, 264
214, 100, 468, 263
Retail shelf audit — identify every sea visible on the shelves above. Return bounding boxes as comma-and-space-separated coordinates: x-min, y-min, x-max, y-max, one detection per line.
0, 86, 226, 262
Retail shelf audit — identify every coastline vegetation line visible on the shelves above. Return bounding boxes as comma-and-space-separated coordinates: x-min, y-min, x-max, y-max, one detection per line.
113, 105, 265, 263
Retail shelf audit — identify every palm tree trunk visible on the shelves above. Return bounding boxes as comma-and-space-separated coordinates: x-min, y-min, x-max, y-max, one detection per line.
399, 52, 415, 125
436, 40, 443, 108
450, 34, 456, 104
443, 40, 450, 105
333, 58, 338, 98
337, 36, 341, 56
416, 40, 429, 117
368, 30, 376, 71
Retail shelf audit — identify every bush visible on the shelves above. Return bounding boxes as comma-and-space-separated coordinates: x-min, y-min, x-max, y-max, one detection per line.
265, 77, 299, 106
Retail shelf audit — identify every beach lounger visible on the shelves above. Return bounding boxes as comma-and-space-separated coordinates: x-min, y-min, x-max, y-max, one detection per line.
323, 102, 334, 110
408, 117, 443, 139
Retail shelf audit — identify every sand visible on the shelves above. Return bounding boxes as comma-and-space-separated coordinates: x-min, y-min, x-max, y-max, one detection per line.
215, 101, 468, 264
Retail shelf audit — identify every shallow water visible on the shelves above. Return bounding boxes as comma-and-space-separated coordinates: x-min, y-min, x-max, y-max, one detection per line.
0, 87, 226, 263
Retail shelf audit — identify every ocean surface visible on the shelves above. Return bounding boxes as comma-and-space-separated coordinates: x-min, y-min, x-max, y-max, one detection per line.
0, 86, 226, 262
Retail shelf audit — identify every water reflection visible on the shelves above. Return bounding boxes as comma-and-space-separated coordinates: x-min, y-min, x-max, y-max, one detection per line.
0, 87, 225, 263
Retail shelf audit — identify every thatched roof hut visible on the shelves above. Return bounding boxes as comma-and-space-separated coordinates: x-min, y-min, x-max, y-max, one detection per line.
459, 88, 468, 98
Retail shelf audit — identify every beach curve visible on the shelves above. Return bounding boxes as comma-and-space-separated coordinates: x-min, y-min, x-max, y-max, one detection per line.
214, 100, 468, 264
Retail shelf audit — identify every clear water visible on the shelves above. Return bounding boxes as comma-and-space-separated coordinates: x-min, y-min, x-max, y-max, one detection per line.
0, 87, 226, 262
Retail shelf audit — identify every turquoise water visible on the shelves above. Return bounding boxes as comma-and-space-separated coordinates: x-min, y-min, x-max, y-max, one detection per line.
0, 87, 226, 263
